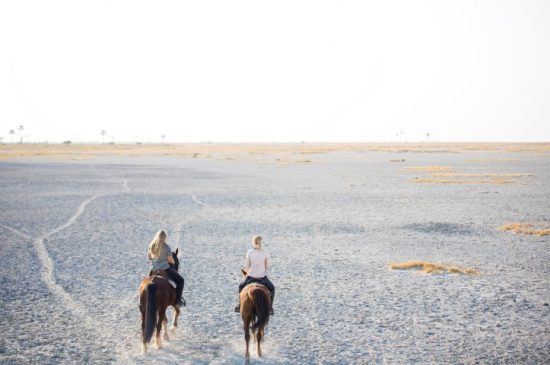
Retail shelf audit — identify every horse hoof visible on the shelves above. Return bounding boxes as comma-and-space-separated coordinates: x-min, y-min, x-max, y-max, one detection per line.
141, 345, 147, 355
155, 339, 162, 350
170, 325, 177, 333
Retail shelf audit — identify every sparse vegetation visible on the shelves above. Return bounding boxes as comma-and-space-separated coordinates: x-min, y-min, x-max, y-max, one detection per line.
465, 158, 520, 163
0, 143, 549, 161
18, 125, 25, 144
431, 173, 532, 177
499, 222, 550, 236
389, 261, 479, 275
407, 167, 534, 185
404, 166, 454, 172
412, 177, 518, 184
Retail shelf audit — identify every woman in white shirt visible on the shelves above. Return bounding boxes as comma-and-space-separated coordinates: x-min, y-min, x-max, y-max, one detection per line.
235, 235, 275, 314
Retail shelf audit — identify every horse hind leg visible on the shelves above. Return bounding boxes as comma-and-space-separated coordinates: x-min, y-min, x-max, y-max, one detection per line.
140, 309, 147, 355
256, 327, 263, 357
155, 310, 166, 349
163, 317, 169, 342
244, 321, 251, 363
171, 305, 180, 332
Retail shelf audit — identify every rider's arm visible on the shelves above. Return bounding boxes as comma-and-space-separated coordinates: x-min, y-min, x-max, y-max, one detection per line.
245, 251, 251, 269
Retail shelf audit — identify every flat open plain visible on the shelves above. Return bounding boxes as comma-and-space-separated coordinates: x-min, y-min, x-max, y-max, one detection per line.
0, 143, 549, 364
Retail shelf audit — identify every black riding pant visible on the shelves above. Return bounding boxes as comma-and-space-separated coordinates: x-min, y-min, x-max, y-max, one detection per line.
165, 267, 184, 303
239, 275, 275, 305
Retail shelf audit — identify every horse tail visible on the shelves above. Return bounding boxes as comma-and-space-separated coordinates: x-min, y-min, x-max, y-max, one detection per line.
144, 282, 157, 343
251, 288, 270, 330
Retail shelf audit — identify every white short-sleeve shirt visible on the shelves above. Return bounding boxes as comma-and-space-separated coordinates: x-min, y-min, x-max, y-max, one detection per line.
245, 248, 270, 278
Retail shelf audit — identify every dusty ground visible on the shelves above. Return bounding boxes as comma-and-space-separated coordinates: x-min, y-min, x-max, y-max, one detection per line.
1, 142, 550, 161
0, 144, 548, 364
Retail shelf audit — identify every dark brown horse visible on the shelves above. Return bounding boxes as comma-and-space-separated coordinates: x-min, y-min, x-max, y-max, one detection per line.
139, 249, 181, 354
239, 269, 272, 362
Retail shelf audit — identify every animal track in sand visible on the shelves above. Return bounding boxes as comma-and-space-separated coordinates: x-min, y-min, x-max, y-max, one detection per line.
190, 194, 207, 207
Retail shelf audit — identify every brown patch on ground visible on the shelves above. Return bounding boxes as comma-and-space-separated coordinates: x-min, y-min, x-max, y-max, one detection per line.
412, 177, 518, 184
406, 165, 534, 185
411, 172, 534, 185
389, 261, 479, 275
465, 158, 520, 163
499, 222, 550, 236
404, 166, 454, 172
431, 173, 532, 177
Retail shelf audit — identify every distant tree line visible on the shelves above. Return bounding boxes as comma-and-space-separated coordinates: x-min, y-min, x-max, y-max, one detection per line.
2, 124, 26, 144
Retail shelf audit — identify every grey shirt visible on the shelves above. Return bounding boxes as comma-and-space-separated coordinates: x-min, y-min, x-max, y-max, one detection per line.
149, 243, 172, 271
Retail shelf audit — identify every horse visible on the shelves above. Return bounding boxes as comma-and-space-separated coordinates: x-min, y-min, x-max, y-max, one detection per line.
138, 249, 181, 354
239, 269, 272, 362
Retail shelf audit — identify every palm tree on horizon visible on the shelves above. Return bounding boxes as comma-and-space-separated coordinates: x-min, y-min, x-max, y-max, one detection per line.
18, 125, 24, 144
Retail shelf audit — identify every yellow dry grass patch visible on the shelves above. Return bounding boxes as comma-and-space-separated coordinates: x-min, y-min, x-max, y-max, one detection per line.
412, 177, 517, 184
465, 158, 520, 163
389, 261, 479, 275
408, 168, 534, 185
431, 173, 532, 177
499, 222, 550, 236
1, 142, 549, 161
404, 166, 454, 172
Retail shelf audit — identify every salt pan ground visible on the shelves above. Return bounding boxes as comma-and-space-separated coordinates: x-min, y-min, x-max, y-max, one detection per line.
0, 145, 548, 364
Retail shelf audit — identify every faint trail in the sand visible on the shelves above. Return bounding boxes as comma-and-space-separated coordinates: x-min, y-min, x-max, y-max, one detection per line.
0, 223, 32, 240
4, 179, 136, 363
190, 193, 207, 207
122, 178, 130, 192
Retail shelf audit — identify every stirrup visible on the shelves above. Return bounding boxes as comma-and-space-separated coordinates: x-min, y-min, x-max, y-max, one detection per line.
234, 305, 240, 313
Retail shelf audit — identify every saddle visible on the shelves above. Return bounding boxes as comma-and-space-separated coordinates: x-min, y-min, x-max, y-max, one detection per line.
245, 282, 270, 295
149, 270, 177, 289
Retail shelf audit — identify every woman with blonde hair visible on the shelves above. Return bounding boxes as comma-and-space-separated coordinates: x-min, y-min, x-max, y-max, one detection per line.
235, 235, 275, 314
147, 230, 185, 307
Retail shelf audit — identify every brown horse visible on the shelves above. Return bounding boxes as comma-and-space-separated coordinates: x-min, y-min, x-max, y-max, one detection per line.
139, 249, 181, 354
239, 269, 272, 362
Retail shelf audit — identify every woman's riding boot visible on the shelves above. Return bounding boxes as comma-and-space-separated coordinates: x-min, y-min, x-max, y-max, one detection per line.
176, 284, 184, 307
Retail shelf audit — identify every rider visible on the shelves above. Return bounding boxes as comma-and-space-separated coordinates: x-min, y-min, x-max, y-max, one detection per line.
235, 235, 275, 314
147, 230, 185, 307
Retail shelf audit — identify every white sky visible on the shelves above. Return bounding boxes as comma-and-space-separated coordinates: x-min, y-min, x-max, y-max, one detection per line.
0, 0, 549, 143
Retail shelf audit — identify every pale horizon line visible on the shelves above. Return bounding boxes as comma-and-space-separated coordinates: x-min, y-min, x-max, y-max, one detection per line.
2, 141, 549, 145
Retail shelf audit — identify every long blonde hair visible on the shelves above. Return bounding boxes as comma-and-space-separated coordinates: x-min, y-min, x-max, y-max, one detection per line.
149, 230, 167, 258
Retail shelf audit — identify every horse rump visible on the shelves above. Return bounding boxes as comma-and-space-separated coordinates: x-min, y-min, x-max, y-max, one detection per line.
251, 288, 270, 330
